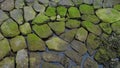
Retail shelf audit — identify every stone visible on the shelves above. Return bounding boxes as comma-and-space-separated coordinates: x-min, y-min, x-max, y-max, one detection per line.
24, 6, 36, 21
0, 33, 4, 40
10, 36, 27, 52
0, 57, 14, 68
56, 15, 66, 21
38, 0, 49, 6
82, 21, 101, 35
58, 0, 74, 6
32, 13, 49, 25
16, 49, 28, 68
0, 0, 4, 2
49, 1, 57, 7
60, 56, 70, 68
27, 34, 46, 51
33, 1, 45, 12
71, 66, 81, 68
96, 8, 120, 23
111, 21, 120, 34
93, 0, 103, 8
10, 9, 23, 24
0, 38, 10, 60
71, 40, 87, 56
0, 10, 9, 24
1, 0, 14, 11
20, 23, 32, 35
42, 62, 64, 68
84, 57, 98, 68
68, 7, 81, 18
81, 14, 100, 24
1, 19, 20, 37
83, 0, 93, 4
79, 4, 94, 14
57, 6, 67, 17
75, 27, 88, 42
100, 22, 112, 34
66, 19, 80, 29
87, 33, 101, 55
72, 0, 82, 5
42, 52, 62, 62
45, 7, 56, 16
32, 24, 53, 38
25, 0, 34, 3
15, 0, 25, 8
46, 36, 68, 51
114, 4, 120, 11
65, 49, 82, 64
48, 22, 65, 35
60, 29, 77, 42
103, 0, 113, 8
51, 0, 60, 3
29, 52, 41, 68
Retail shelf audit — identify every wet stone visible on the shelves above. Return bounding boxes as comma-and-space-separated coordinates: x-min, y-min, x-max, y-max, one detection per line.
46, 36, 68, 51
27, 34, 46, 51
16, 49, 28, 68
0, 38, 10, 60
33, 1, 45, 12
29, 52, 41, 68
15, 0, 25, 9
1, 0, 14, 11
0, 57, 14, 68
32, 24, 53, 38
0, 10, 9, 24
111, 21, 120, 34
10, 9, 23, 25
57, 6, 67, 17
10, 36, 27, 52
1, 19, 20, 37
42, 62, 64, 68
58, 0, 74, 6
93, 0, 103, 8
38, 0, 49, 6
83, 0, 93, 4
20, 23, 31, 35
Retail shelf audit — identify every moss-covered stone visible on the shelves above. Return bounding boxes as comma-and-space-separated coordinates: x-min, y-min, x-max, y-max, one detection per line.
114, 4, 120, 11
10, 36, 27, 52
1, 19, 20, 37
0, 10, 9, 24
72, 0, 82, 5
46, 36, 68, 51
0, 38, 10, 60
45, 7, 56, 16
32, 24, 53, 38
27, 34, 46, 51
15, 0, 25, 9
20, 23, 31, 35
100, 22, 112, 34
68, 7, 81, 18
42, 62, 64, 68
32, 13, 49, 24
48, 22, 65, 35
96, 8, 120, 23
66, 19, 80, 28
82, 21, 101, 35
57, 6, 67, 17
111, 21, 120, 34
79, 4, 94, 14
0, 32, 4, 40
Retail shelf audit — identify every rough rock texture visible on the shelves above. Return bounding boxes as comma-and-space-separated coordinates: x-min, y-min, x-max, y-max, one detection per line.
20, 23, 31, 35
0, 10, 9, 24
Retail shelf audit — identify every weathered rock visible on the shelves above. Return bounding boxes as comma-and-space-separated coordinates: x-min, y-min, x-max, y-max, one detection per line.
93, 0, 103, 8
71, 40, 87, 56
84, 57, 98, 68
32, 13, 49, 25
83, 0, 93, 4
15, 0, 25, 8
46, 36, 68, 51
103, 0, 113, 8
65, 49, 82, 64
33, 1, 45, 12
1, 19, 20, 37
56, 15, 66, 21
42, 62, 64, 68
57, 6, 67, 17
51, 0, 60, 3
24, 6, 36, 21
32, 24, 53, 38
20, 23, 31, 35
38, 0, 49, 6
111, 21, 120, 34
71, 66, 81, 68
81, 14, 100, 24
0, 10, 9, 24
29, 52, 41, 68
66, 19, 80, 29
25, 0, 34, 3
42, 52, 62, 62
58, 0, 74, 6
72, 0, 82, 5
0, 32, 4, 40
0, 0, 4, 2
0, 38, 10, 60
48, 22, 65, 35
1, 0, 14, 11
79, 4, 94, 14
100, 22, 112, 34
75, 27, 88, 42
27, 34, 46, 51
49, 1, 57, 7
82, 21, 102, 35
45, 7, 56, 16
60, 29, 77, 42
10, 9, 23, 24
10, 36, 27, 52
60, 56, 70, 68
114, 4, 120, 11
0, 57, 14, 68
16, 49, 28, 68
96, 8, 120, 23
68, 7, 81, 18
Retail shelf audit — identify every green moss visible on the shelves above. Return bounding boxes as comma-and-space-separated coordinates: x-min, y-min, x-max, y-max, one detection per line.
66, 19, 80, 28
57, 6, 67, 17
20, 23, 31, 35
111, 21, 120, 34
79, 4, 94, 14
114, 4, 120, 11
45, 7, 56, 16
68, 7, 81, 18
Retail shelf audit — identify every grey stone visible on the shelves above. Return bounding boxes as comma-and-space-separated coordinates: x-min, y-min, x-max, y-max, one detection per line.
0, 0, 4, 2
93, 0, 103, 8
38, 0, 49, 6
60, 56, 70, 68
25, 0, 34, 3
0, 32, 4, 40
15, 0, 25, 9
58, 0, 74, 6
49, 1, 57, 7
103, 0, 113, 8
33, 1, 45, 12
83, 0, 93, 4
0, 10, 9, 24
71, 66, 81, 68
72, 0, 83, 5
